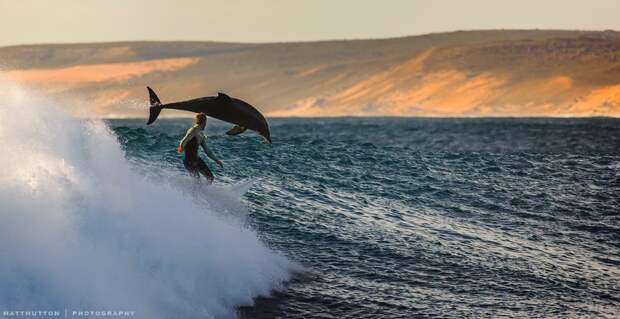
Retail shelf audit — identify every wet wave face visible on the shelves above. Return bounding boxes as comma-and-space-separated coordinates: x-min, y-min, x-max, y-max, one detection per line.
0, 81, 291, 319
118, 117, 620, 318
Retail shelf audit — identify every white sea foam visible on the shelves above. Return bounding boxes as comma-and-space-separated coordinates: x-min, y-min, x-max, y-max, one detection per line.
0, 80, 291, 318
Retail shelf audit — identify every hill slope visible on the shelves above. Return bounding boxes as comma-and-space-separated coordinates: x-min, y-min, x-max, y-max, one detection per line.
1, 30, 619, 117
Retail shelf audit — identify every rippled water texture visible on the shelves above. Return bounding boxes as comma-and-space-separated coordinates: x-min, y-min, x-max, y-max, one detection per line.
111, 118, 620, 318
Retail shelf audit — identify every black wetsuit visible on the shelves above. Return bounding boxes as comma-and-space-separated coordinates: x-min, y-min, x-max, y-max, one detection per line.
183, 137, 214, 181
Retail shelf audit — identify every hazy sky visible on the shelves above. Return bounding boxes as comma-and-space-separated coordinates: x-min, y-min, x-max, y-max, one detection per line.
1, 0, 618, 46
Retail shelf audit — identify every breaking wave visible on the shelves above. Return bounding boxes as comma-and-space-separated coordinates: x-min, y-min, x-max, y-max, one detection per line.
0, 80, 291, 318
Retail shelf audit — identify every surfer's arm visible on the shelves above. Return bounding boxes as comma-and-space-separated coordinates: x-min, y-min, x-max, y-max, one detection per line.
200, 139, 218, 161
200, 137, 223, 168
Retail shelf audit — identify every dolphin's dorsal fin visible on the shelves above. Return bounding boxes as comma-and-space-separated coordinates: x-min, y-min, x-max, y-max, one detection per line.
217, 92, 232, 102
226, 125, 247, 136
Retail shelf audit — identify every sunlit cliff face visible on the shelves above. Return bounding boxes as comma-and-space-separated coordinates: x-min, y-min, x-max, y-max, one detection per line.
4, 57, 198, 86
2, 31, 620, 118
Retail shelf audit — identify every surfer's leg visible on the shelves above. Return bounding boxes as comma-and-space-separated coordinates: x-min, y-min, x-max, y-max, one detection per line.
196, 159, 214, 183
183, 159, 200, 179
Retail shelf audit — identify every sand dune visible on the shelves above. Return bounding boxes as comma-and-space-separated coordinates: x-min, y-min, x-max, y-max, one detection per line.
1, 30, 619, 117
5, 57, 198, 87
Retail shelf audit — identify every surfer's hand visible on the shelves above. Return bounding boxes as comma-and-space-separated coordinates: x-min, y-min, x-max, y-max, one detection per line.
216, 160, 223, 168
177, 145, 183, 153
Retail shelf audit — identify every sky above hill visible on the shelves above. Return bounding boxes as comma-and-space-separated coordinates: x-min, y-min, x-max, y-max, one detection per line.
0, 0, 618, 46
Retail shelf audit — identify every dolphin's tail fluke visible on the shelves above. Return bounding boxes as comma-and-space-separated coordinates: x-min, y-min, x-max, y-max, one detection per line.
146, 86, 163, 125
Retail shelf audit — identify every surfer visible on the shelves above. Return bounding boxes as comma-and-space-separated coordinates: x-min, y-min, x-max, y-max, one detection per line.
177, 113, 223, 183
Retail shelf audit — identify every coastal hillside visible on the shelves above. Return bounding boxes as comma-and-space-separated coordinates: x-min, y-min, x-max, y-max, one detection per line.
1, 30, 619, 117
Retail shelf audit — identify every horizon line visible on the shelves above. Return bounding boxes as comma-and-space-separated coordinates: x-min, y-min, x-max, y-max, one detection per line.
2, 28, 618, 49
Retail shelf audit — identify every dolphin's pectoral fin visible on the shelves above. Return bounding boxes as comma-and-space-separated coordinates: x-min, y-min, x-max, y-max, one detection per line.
226, 125, 247, 136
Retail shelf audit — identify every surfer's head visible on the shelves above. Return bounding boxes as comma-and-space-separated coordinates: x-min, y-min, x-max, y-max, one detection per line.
194, 113, 207, 129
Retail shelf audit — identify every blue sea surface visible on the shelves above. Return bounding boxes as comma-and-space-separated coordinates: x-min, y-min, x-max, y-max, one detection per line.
109, 118, 620, 318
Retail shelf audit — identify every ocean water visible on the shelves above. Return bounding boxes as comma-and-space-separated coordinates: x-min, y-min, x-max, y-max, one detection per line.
109, 117, 620, 318
1, 80, 619, 318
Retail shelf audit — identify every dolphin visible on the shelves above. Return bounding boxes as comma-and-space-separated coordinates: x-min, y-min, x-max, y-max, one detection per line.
146, 87, 272, 143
